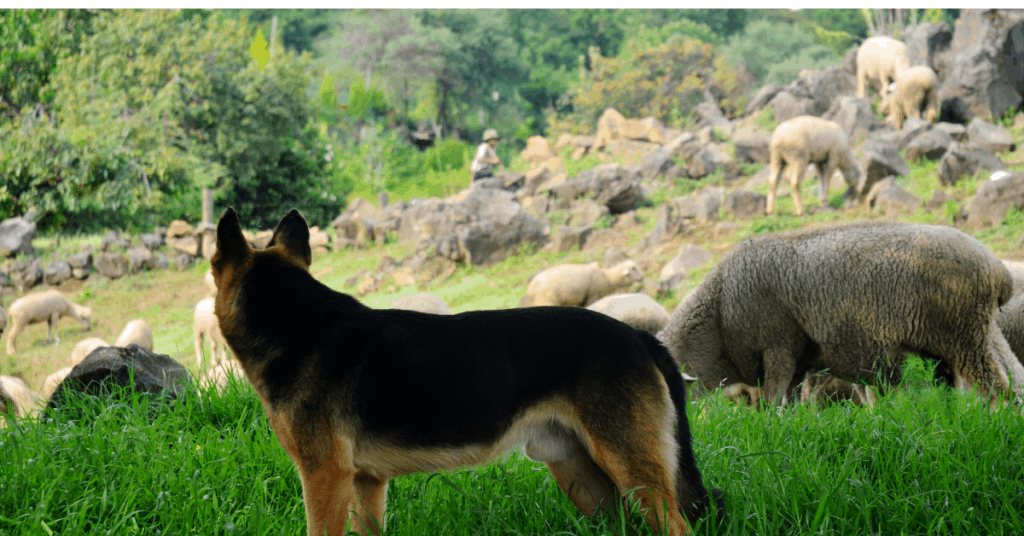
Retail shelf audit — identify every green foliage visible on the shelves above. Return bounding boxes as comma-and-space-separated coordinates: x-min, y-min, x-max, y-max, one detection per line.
249, 29, 270, 70
722, 19, 840, 87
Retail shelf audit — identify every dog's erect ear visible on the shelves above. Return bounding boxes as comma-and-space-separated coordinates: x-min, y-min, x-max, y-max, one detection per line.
267, 208, 312, 270
213, 207, 252, 268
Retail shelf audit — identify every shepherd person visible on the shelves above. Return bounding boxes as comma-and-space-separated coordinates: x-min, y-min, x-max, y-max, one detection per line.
471, 128, 504, 181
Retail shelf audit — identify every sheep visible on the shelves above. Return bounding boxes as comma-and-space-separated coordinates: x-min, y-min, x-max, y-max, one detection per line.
995, 292, 1024, 371
657, 220, 1024, 406
1002, 260, 1024, 297
766, 116, 861, 217
721, 383, 762, 408
204, 269, 217, 296
40, 366, 73, 401
586, 293, 671, 335
519, 260, 644, 307
879, 65, 939, 130
5, 289, 92, 355
391, 293, 452, 315
199, 360, 245, 393
70, 337, 109, 366
0, 375, 43, 420
194, 296, 229, 368
799, 371, 879, 408
856, 36, 910, 100
114, 319, 153, 351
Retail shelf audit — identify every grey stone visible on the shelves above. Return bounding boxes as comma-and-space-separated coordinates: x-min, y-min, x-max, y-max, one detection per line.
864, 177, 923, 218
859, 135, 910, 199
769, 91, 815, 124
94, 252, 129, 280
139, 233, 163, 251
0, 216, 37, 258
937, 142, 1006, 186
43, 260, 72, 287
46, 345, 192, 411
552, 226, 592, 252
967, 117, 1016, 153
745, 84, 782, 116
723, 190, 767, 219
127, 246, 155, 272
904, 128, 954, 162
172, 253, 193, 271
966, 171, 1024, 227
934, 122, 968, 141
65, 252, 92, 270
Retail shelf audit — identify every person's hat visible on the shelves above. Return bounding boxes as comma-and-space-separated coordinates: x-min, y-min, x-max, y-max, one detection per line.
483, 128, 500, 142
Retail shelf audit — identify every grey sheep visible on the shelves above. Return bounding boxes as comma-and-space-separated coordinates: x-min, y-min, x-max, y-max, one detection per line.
586, 293, 671, 335
657, 220, 1023, 405
995, 292, 1024, 372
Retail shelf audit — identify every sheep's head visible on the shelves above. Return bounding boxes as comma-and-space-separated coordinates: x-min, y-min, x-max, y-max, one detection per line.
80, 306, 92, 331
610, 260, 644, 285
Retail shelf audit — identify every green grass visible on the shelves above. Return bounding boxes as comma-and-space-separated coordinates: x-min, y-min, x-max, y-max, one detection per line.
2, 362, 1022, 535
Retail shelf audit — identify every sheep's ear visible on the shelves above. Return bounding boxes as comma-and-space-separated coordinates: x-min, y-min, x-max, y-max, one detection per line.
267, 208, 312, 270
213, 207, 252, 268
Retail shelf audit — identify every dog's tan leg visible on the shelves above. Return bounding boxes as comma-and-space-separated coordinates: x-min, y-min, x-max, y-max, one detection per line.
350, 472, 388, 536
545, 450, 615, 518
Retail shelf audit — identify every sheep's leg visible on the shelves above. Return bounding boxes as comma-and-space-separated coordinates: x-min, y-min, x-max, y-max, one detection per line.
787, 157, 809, 217
195, 329, 204, 369
766, 154, 785, 215
5, 319, 22, 355
815, 162, 832, 209
48, 312, 61, 344
763, 347, 797, 405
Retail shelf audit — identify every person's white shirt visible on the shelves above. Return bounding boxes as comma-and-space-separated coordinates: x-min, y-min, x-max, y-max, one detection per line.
471, 142, 498, 176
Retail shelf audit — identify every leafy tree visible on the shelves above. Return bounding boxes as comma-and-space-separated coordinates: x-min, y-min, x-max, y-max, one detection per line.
0, 10, 343, 230
721, 19, 839, 88
229, 9, 332, 54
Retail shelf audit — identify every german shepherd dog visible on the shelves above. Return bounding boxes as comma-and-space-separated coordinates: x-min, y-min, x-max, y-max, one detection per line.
211, 208, 721, 536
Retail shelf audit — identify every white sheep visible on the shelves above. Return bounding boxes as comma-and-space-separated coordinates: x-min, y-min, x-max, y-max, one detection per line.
199, 360, 246, 393
0, 375, 44, 420
879, 65, 939, 130
391, 293, 452, 315
5, 289, 92, 355
856, 36, 910, 100
586, 293, 671, 335
194, 296, 229, 368
114, 319, 153, 351
519, 261, 644, 307
70, 337, 110, 366
204, 269, 217, 296
40, 366, 73, 401
766, 116, 861, 217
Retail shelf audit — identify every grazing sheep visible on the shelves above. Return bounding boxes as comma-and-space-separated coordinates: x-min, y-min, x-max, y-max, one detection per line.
879, 66, 939, 130
1002, 260, 1024, 297
194, 297, 228, 368
721, 383, 762, 408
204, 269, 217, 296
5, 289, 92, 355
657, 221, 1023, 406
199, 360, 245, 393
799, 371, 879, 408
586, 293, 671, 335
766, 116, 861, 216
70, 337, 109, 366
391, 293, 452, 315
40, 366, 73, 401
856, 36, 910, 100
0, 375, 43, 420
114, 319, 153, 351
519, 260, 644, 307
996, 292, 1024, 370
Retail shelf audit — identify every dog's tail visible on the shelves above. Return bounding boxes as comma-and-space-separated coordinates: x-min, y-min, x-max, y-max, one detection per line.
642, 331, 724, 525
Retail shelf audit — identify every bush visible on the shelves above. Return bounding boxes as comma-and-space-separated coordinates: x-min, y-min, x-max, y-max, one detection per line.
722, 20, 840, 88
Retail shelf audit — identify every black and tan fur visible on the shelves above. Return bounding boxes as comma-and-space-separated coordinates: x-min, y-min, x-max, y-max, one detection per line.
211, 208, 720, 536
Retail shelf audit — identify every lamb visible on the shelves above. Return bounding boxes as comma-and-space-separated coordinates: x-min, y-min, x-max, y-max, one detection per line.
766, 116, 861, 217
657, 220, 1024, 406
40, 366, 73, 401
194, 296, 229, 368
114, 319, 153, 351
70, 337, 109, 366
856, 36, 910, 100
391, 293, 452, 315
519, 260, 644, 307
204, 269, 217, 296
5, 289, 92, 355
879, 65, 939, 130
0, 375, 43, 420
586, 293, 671, 335
199, 360, 246, 393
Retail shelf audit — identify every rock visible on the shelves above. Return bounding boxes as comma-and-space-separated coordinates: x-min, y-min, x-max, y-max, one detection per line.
450, 189, 546, 265
166, 220, 194, 238
639, 133, 697, 180
841, 46, 858, 75
495, 171, 526, 191
658, 245, 713, 294
863, 177, 923, 218
734, 131, 772, 164
939, 96, 973, 124
377, 255, 398, 274
172, 253, 193, 271
937, 142, 1006, 186
153, 252, 169, 270
165, 234, 199, 257
100, 231, 130, 252
903, 21, 954, 81
904, 128, 954, 162
593, 107, 628, 150
94, 252, 130, 279
332, 197, 382, 246
43, 260, 72, 287
858, 134, 910, 200
934, 122, 969, 141
551, 164, 645, 214
967, 117, 1016, 153
678, 187, 724, 223
823, 96, 883, 143
552, 226, 592, 252
896, 117, 933, 149
65, 251, 92, 270
723, 190, 767, 219
253, 230, 273, 250
603, 245, 629, 268
939, 10, 1024, 122
0, 269, 9, 287
521, 136, 555, 165
925, 189, 954, 211
46, 345, 192, 411
10, 259, 42, 292
127, 246, 155, 272
805, 66, 858, 117
139, 233, 163, 251
0, 216, 37, 258
745, 84, 782, 116
71, 268, 89, 280
966, 171, 1024, 227
769, 91, 814, 124
569, 200, 610, 228
309, 229, 331, 250
581, 228, 629, 252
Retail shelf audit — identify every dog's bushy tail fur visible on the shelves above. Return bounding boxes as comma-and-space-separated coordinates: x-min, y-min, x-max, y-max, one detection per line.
642, 331, 723, 524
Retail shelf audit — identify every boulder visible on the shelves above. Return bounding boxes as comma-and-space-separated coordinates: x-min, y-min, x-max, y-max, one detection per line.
172, 253, 193, 271
94, 252, 130, 280
153, 252, 169, 270
66, 251, 92, 270
521, 136, 555, 165
841, 46, 858, 76
195, 222, 216, 261
449, 189, 546, 265
925, 189, 954, 212
938, 9, 1024, 122
569, 199, 610, 228
165, 234, 199, 257
733, 131, 772, 164
10, 259, 42, 292
100, 231, 130, 252
937, 142, 1006, 186
966, 171, 1024, 227
46, 345, 192, 411
309, 228, 331, 250
903, 21, 954, 81
332, 197, 382, 246
967, 117, 1016, 153
252, 230, 273, 250
0, 269, 8, 288
43, 260, 72, 287
594, 107, 628, 150
0, 216, 37, 258
166, 220, 194, 238
127, 246, 155, 272
934, 122, 968, 142
550, 164, 645, 214
723, 190, 767, 219
803, 67, 858, 117
769, 91, 814, 124
658, 244, 713, 294
552, 226, 593, 252
858, 135, 910, 200
823, 96, 883, 143
904, 128, 954, 162
639, 133, 697, 180
139, 233, 163, 251
863, 177, 923, 218
745, 84, 782, 116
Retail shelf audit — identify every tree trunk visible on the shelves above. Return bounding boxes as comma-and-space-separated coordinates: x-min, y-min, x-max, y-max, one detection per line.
202, 188, 213, 224
270, 15, 278, 57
